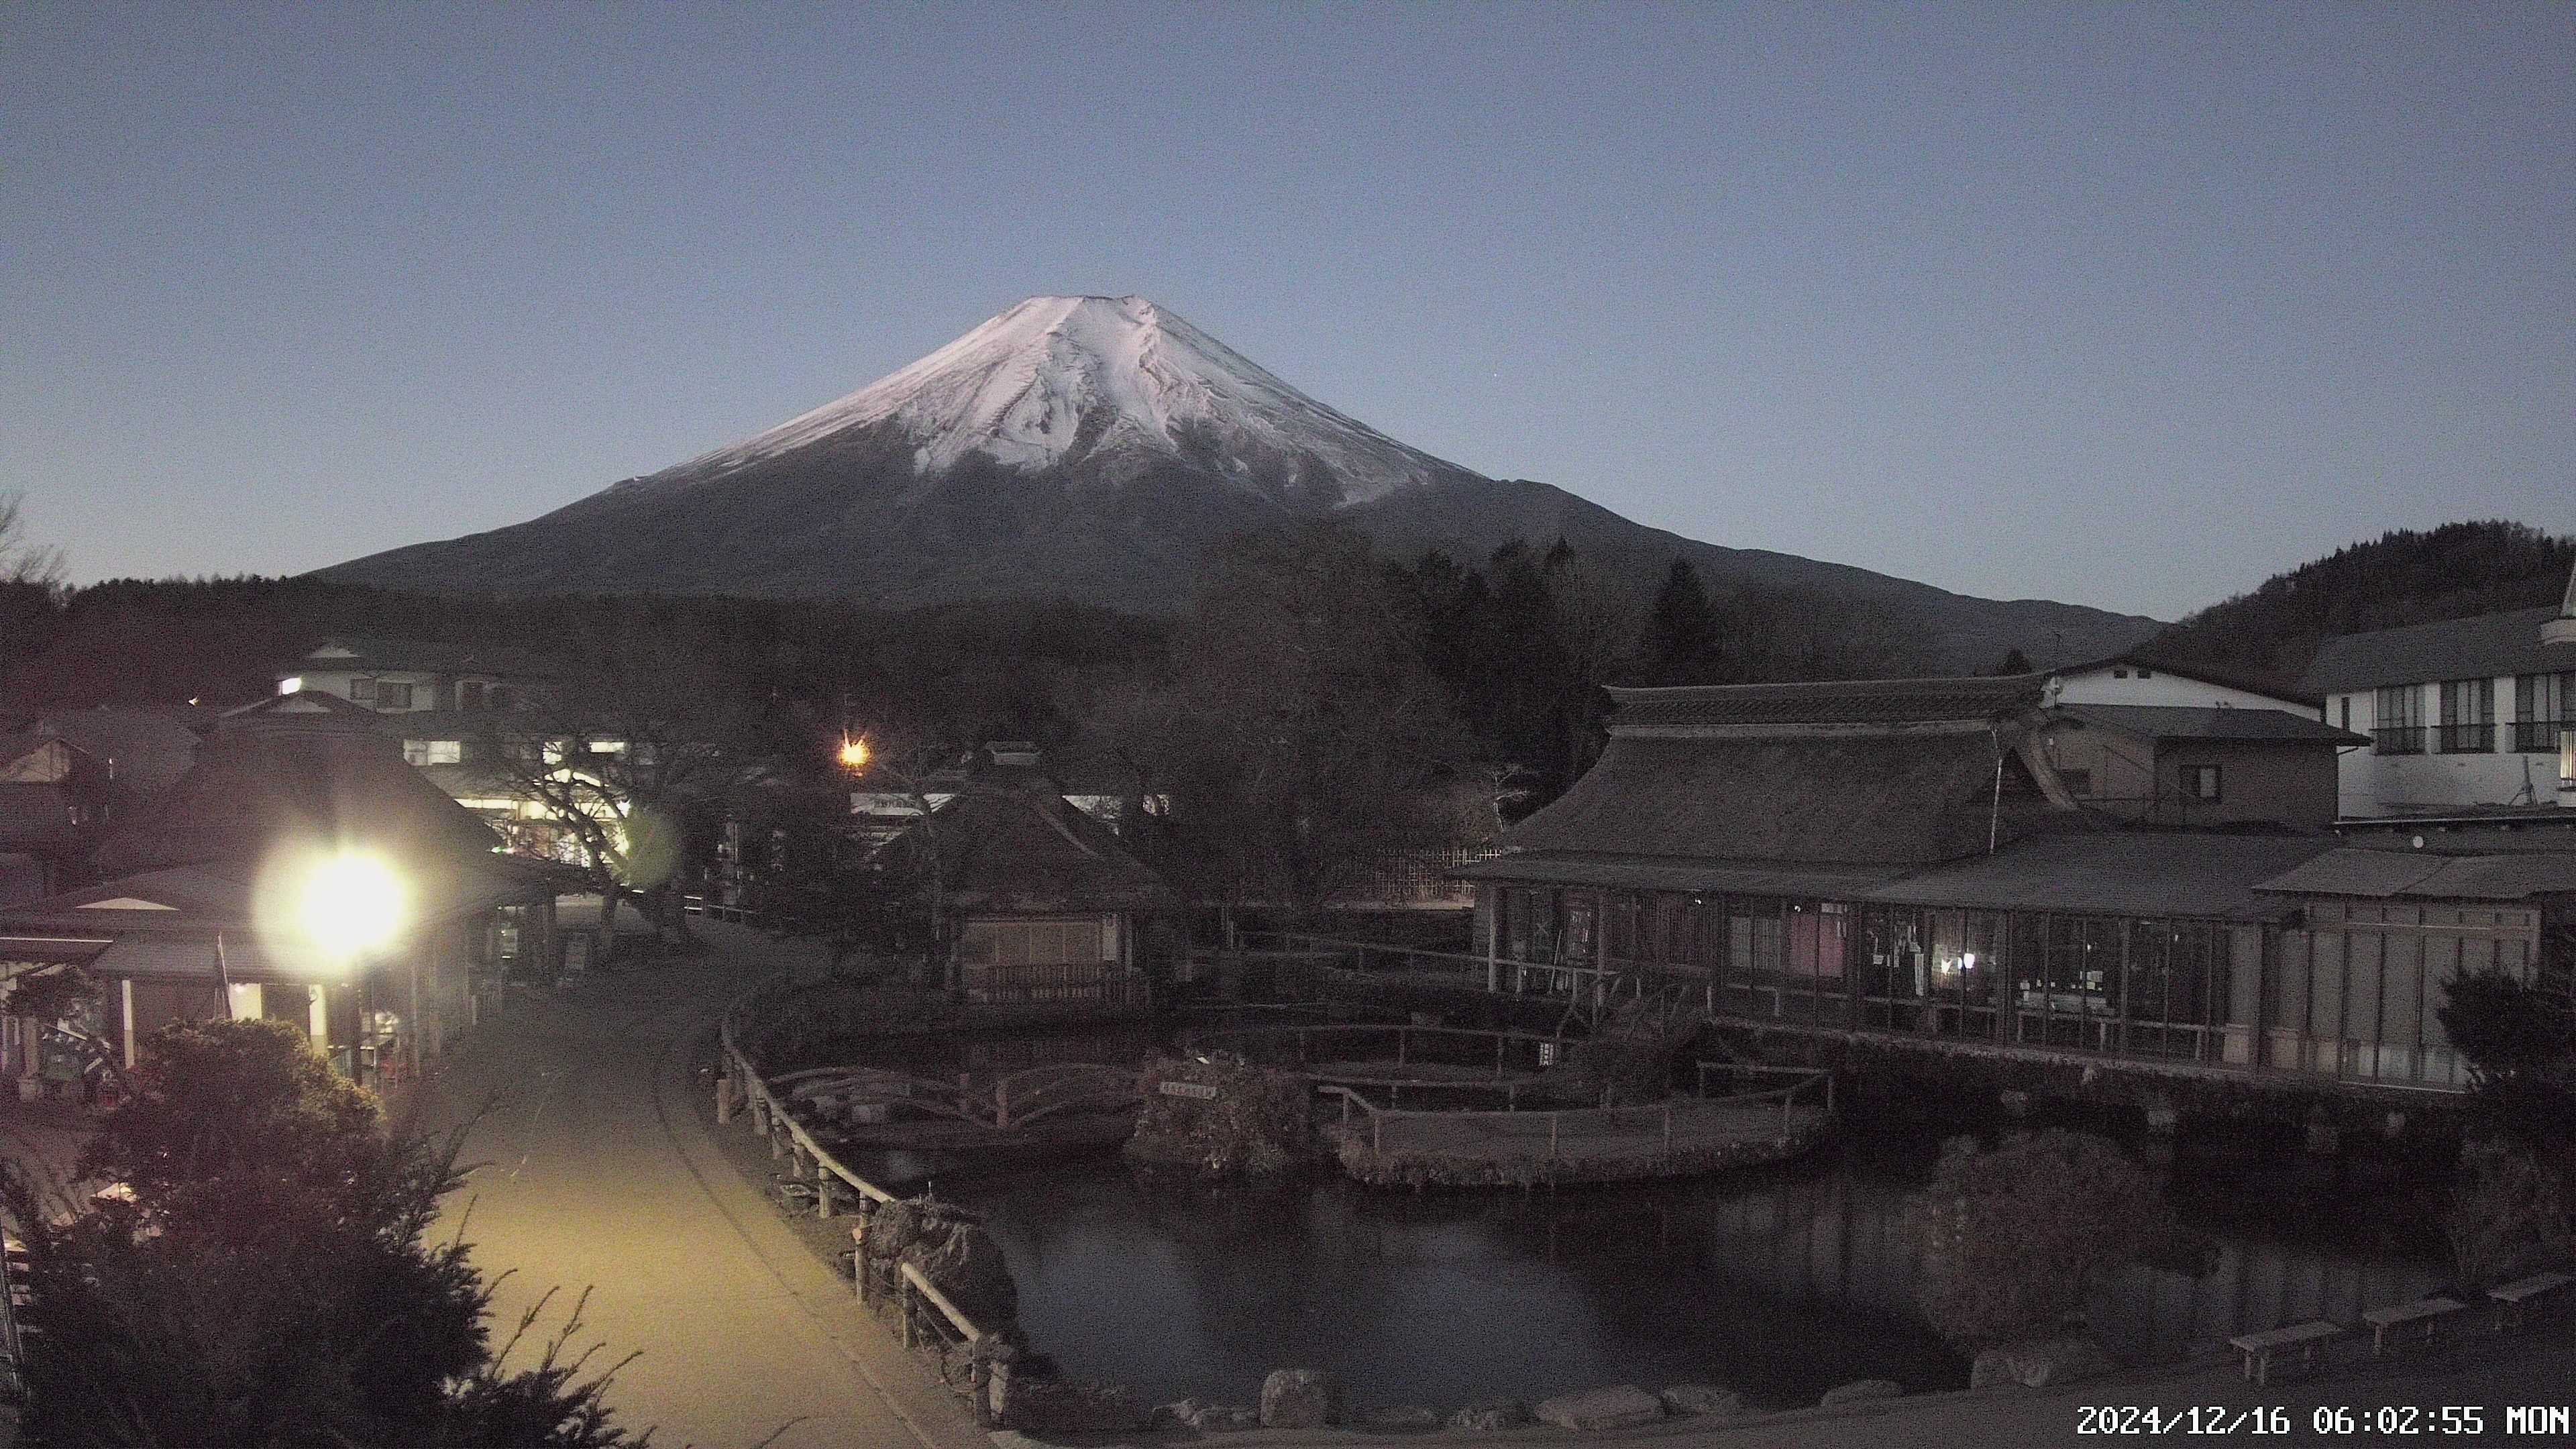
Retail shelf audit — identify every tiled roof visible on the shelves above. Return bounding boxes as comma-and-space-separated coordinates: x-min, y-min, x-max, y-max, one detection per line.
2253, 847, 2576, 901
291, 637, 556, 678
2051, 652, 2318, 707
1607, 675, 2046, 735
2301, 607, 2573, 694
2055, 704, 2366, 745
1452, 852, 1911, 898
1865, 832, 2338, 920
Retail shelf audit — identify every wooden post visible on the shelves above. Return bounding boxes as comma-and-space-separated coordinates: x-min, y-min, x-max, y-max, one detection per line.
902, 1281, 919, 1348
1548, 1112, 1559, 1159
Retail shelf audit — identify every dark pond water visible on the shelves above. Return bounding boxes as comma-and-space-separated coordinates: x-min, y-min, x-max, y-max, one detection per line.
796, 1016, 2450, 1413
941, 1147, 2447, 1414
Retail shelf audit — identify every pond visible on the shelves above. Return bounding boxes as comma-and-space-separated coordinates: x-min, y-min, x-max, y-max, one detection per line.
942, 1143, 2449, 1414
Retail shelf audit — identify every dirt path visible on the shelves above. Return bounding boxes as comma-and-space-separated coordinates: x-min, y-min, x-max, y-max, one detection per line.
415, 916, 987, 1449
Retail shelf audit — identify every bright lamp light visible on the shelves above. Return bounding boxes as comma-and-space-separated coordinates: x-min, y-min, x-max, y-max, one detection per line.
838, 737, 871, 770
297, 852, 409, 959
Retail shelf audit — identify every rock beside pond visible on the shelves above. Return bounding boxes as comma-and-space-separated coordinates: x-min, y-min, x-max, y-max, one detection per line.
1447, 1399, 1532, 1430
1659, 1384, 1746, 1417
1153, 1399, 1260, 1432
991, 1374, 1143, 1434
903, 1218, 1018, 1328
1534, 1385, 1665, 1431
1128, 1055, 1318, 1177
1819, 1378, 1903, 1407
1260, 1368, 1344, 1429
1355, 1404, 1441, 1432
1970, 1336, 2116, 1389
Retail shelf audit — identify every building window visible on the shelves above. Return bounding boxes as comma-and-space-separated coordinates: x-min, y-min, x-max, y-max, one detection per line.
2137, 669, 2155, 679
350, 677, 376, 703
2339, 696, 2351, 731
2184, 764, 2221, 802
460, 680, 486, 711
2111, 667, 2129, 679
2059, 768, 2092, 797
2513, 671, 2575, 753
2374, 684, 2424, 755
2438, 678, 2493, 753
403, 739, 462, 766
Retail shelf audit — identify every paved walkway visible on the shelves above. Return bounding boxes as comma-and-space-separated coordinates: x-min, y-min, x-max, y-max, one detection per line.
415, 916, 987, 1449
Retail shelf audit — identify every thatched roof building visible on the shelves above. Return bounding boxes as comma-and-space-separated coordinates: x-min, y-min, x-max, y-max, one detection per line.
93, 692, 499, 877
883, 763, 1173, 915
1472, 674, 2089, 887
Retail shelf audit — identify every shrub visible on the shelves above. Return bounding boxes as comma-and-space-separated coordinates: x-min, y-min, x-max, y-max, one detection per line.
1915, 1129, 2170, 1348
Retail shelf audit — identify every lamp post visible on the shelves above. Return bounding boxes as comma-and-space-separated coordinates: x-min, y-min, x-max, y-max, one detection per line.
291, 851, 410, 1083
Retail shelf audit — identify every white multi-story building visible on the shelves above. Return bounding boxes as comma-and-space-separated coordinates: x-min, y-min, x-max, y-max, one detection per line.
2302, 564, 2576, 818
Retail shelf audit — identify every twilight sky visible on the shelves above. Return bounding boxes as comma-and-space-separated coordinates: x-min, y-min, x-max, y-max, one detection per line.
7, 3, 2570, 621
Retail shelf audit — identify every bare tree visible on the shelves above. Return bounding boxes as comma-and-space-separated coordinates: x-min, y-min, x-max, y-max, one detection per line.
471, 623, 775, 958
1150, 526, 1470, 912
0, 490, 67, 588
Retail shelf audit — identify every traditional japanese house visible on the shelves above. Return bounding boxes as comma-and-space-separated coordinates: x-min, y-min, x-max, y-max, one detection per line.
0, 699, 557, 1091
877, 755, 1175, 1012
1456, 674, 2573, 1095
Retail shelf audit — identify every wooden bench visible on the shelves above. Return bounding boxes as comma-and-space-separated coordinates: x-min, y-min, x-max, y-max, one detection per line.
2363, 1296, 2467, 1356
2488, 1271, 2575, 1332
2229, 1320, 2343, 1384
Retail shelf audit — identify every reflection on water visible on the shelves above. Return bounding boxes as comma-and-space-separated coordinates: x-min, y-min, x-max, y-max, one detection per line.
957, 1152, 2445, 1413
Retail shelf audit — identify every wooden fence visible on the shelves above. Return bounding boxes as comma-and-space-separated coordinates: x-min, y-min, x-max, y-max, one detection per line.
1318, 1061, 1834, 1171
714, 975, 1000, 1421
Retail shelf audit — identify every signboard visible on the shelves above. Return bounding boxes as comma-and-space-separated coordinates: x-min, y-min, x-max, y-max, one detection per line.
1158, 1080, 1220, 1100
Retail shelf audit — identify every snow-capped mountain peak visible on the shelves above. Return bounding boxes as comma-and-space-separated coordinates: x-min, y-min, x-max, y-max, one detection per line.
665, 294, 1478, 506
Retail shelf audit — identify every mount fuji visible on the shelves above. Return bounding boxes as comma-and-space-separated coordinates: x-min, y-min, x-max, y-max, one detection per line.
322, 295, 2159, 666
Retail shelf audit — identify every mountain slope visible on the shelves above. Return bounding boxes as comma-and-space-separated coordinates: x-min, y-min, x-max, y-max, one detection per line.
323, 294, 2159, 667
2147, 521, 2575, 683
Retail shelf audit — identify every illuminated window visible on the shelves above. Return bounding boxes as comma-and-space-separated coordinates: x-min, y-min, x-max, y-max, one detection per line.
2184, 764, 2221, 801
403, 739, 462, 766
276, 676, 303, 695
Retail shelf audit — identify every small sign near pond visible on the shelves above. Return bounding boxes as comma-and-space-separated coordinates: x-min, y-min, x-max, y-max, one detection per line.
1158, 1081, 1220, 1100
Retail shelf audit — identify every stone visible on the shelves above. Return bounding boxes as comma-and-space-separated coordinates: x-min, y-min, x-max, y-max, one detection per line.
1447, 1399, 1533, 1431
1260, 1368, 1344, 1429
1819, 1379, 1903, 1407
1969, 1352, 2019, 1391
2004, 1337, 2116, 1388
1658, 1384, 1746, 1417
1356, 1405, 1441, 1432
903, 1220, 1019, 1327
1533, 1385, 1665, 1431
1189, 1404, 1260, 1432
990, 1373, 1144, 1434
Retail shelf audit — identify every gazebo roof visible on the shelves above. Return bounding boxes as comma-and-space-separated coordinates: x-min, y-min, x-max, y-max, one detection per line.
882, 765, 1173, 914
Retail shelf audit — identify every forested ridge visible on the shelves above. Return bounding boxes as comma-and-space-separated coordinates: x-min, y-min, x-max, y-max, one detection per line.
2147, 521, 2573, 685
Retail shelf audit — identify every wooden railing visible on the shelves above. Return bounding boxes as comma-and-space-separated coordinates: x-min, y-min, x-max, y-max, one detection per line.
767, 1060, 1140, 1131
718, 973, 1002, 1423
1318, 1059, 1835, 1168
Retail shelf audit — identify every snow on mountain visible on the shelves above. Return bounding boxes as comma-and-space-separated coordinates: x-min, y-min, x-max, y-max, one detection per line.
657, 295, 1477, 506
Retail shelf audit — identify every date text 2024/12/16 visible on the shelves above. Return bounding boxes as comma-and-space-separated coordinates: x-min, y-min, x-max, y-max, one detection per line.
2077, 1403, 2572, 1436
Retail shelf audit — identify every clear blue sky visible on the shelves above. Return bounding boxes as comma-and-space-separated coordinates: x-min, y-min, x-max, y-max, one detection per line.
7, 2, 2569, 620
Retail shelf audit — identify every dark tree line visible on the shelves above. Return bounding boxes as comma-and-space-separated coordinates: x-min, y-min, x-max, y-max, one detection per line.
2149, 520, 2574, 684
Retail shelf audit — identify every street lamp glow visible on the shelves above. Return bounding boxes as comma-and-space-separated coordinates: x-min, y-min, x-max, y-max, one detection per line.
838, 736, 871, 771
297, 852, 409, 960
